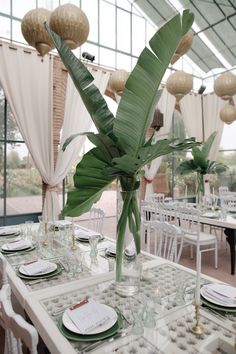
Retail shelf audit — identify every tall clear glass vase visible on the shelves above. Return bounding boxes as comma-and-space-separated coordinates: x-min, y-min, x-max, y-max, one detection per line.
115, 185, 142, 297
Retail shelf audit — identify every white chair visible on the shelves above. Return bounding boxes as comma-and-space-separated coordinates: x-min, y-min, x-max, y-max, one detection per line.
0, 284, 38, 354
151, 221, 183, 262
149, 193, 165, 204
219, 186, 229, 197
89, 207, 105, 234
177, 206, 218, 268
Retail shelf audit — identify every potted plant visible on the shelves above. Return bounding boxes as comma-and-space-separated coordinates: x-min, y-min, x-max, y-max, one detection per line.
176, 131, 228, 202
46, 10, 198, 295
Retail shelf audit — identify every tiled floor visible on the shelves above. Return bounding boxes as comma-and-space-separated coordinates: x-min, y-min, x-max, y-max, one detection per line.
76, 190, 236, 287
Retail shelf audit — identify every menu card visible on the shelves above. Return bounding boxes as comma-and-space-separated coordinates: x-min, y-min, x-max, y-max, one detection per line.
67, 298, 116, 334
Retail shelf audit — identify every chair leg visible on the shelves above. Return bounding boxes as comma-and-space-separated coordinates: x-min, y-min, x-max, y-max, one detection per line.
215, 242, 218, 269
190, 245, 193, 259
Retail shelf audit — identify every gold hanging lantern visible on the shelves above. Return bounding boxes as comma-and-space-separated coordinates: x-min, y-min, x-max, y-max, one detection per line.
49, 4, 89, 49
220, 104, 236, 124
21, 8, 54, 57
214, 72, 236, 100
109, 69, 130, 96
171, 29, 194, 64
166, 70, 193, 102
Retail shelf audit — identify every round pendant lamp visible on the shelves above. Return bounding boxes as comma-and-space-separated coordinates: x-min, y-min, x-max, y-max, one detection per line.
171, 29, 194, 64
166, 70, 193, 102
109, 69, 130, 96
21, 8, 54, 57
214, 72, 236, 100
49, 4, 89, 49
220, 104, 236, 124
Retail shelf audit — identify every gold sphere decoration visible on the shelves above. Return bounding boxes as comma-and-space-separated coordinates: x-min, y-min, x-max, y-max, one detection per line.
171, 29, 194, 64
21, 8, 54, 57
109, 69, 130, 96
214, 72, 236, 100
49, 4, 89, 49
220, 104, 236, 124
166, 70, 193, 102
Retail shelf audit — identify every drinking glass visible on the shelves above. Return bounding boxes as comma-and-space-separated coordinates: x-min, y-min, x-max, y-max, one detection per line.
89, 235, 100, 259
25, 220, 34, 242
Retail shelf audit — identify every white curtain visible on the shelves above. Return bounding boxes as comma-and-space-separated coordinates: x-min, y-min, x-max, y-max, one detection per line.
202, 93, 225, 160
179, 93, 203, 141
46, 69, 110, 219
0, 43, 110, 220
144, 88, 176, 200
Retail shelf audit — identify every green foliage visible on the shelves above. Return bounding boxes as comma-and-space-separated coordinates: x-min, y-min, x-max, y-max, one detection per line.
176, 132, 228, 176
46, 10, 195, 281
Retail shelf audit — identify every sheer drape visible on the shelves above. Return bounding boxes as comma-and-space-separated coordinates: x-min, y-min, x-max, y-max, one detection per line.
0, 43, 110, 220
144, 88, 175, 200
46, 69, 110, 219
202, 93, 225, 160
179, 93, 203, 141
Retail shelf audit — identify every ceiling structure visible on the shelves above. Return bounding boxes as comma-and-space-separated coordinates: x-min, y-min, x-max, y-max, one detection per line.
135, 0, 236, 77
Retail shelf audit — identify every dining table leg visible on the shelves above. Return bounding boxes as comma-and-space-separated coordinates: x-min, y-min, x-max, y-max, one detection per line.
224, 228, 236, 275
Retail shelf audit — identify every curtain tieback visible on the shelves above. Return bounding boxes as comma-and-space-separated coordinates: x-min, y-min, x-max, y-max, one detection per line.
144, 177, 153, 184
45, 184, 59, 192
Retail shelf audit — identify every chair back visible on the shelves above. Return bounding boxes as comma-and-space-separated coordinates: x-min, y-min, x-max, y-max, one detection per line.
150, 193, 165, 204
219, 186, 229, 196
153, 221, 183, 263
141, 200, 156, 223
0, 284, 38, 354
157, 202, 177, 224
89, 207, 105, 234
202, 194, 218, 209
220, 194, 236, 212
177, 206, 200, 237
0, 253, 8, 286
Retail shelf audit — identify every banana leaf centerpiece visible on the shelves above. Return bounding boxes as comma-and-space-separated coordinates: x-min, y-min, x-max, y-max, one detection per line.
176, 131, 228, 198
45, 10, 198, 283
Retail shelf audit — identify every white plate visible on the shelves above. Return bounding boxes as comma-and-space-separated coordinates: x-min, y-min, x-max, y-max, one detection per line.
0, 228, 20, 236
202, 212, 219, 219
62, 304, 118, 335
1, 240, 32, 252
200, 285, 236, 308
19, 261, 57, 276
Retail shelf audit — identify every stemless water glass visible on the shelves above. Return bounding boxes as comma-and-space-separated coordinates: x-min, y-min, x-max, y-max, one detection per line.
25, 220, 34, 242
89, 235, 100, 259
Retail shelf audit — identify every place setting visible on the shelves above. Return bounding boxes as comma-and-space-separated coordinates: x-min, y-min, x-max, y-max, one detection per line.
74, 228, 103, 243
15, 258, 63, 281
200, 283, 236, 314
57, 297, 123, 344
0, 238, 35, 255
0, 227, 21, 238
104, 241, 136, 260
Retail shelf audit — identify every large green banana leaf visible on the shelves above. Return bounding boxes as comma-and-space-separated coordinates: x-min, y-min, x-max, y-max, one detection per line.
46, 10, 195, 217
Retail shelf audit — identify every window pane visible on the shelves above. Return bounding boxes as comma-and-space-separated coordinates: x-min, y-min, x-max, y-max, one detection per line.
100, 47, 115, 68
117, 8, 130, 53
220, 124, 236, 150
0, 0, 10, 15
12, 20, 27, 44
7, 103, 23, 141
0, 143, 3, 216
116, 52, 131, 71
0, 16, 10, 39
132, 14, 145, 56
12, 0, 36, 19
6, 143, 42, 215
81, 0, 98, 43
0, 87, 4, 140
217, 151, 236, 191
100, 1, 115, 49
60, 0, 80, 5
37, 0, 59, 10
146, 22, 156, 43
116, 0, 131, 11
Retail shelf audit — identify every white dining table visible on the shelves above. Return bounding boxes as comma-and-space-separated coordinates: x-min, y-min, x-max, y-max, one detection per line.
1, 224, 236, 354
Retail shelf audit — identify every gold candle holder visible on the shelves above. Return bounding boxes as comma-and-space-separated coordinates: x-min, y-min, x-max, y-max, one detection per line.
43, 222, 48, 246
191, 303, 204, 335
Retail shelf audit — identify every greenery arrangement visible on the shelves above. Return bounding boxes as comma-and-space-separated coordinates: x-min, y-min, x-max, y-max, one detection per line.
46, 10, 197, 283
176, 131, 228, 196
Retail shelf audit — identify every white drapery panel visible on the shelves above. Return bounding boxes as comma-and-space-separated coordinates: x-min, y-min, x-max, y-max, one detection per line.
179, 93, 203, 141
46, 69, 110, 219
144, 88, 176, 200
202, 94, 225, 161
0, 43, 54, 212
